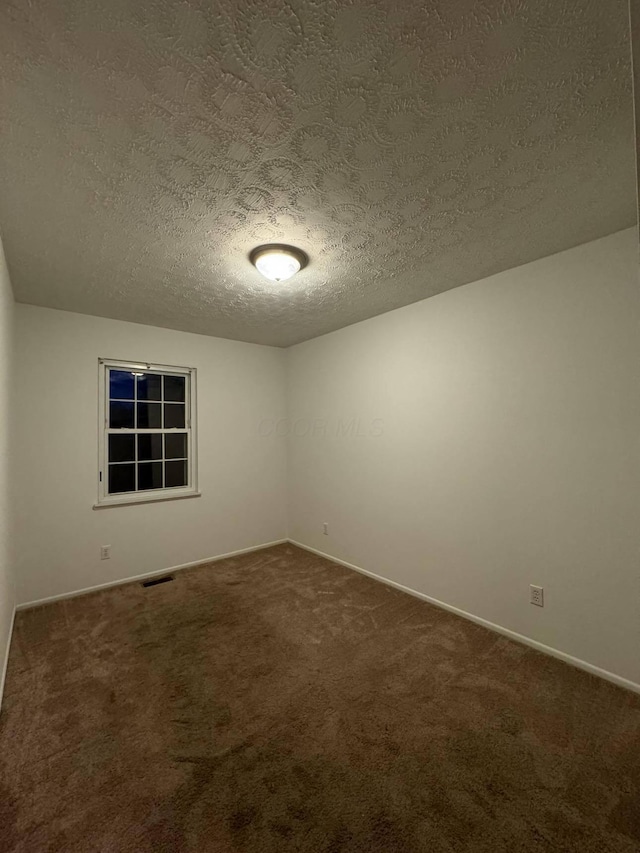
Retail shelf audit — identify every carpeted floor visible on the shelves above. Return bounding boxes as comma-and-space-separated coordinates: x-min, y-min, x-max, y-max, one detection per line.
1, 544, 640, 852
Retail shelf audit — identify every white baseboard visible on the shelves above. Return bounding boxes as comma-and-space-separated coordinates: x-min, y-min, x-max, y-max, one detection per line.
289, 539, 640, 696
0, 604, 16, 713
16, 539, 288, 611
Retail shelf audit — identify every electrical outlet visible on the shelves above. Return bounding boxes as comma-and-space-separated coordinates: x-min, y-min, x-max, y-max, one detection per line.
530, 585, 544, 607
101, 545, 111, 560
323, 522, 328, 535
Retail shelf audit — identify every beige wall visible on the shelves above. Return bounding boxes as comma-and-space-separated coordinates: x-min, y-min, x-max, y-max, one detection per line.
287, 229, 640, 688
0, 237, 16, 703
14, 306, 288, 604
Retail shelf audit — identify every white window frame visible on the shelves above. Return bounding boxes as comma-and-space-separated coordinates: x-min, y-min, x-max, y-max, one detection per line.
96, 358, 199, 508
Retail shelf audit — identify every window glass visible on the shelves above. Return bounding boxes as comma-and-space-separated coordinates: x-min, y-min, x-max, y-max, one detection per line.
164, 404, 185, 429
109, 371, 134, 400
137, 402, 162, 429
102, 364, 195, 502
138, 434, 163, 461
165, 460, 187, 488
109, 434, 135, 463
109, 463, 135, 494
110, 401, 134, 429
137, 374, 162, 401
164, 375, 185, 402
138, 461, 163, 491
165, 433, 187, 459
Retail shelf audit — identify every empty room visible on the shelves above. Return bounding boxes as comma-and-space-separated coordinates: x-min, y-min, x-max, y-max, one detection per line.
1, 0, 640, 850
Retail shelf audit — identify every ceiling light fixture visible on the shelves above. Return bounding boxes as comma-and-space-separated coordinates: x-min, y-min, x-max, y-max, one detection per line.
250, 244, 308, 282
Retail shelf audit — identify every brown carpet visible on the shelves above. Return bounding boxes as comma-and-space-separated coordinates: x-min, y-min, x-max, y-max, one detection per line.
1, 543, 640, 852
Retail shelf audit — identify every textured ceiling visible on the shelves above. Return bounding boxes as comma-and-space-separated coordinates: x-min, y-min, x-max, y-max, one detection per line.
0, 0, 636, 347
631, 0, 640, 229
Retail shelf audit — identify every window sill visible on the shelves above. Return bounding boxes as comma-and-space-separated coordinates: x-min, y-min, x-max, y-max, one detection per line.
93, 491, 201, 510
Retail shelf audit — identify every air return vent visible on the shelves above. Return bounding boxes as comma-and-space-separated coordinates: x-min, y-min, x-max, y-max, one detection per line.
141, 575, 174, 588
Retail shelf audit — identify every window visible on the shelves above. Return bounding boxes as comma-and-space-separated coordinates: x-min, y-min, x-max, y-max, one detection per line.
97, 359, 198, 507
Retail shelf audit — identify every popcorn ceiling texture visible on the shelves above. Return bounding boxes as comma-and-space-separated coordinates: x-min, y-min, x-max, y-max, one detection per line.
631, 0, 640, 223
0, 0, 635, 347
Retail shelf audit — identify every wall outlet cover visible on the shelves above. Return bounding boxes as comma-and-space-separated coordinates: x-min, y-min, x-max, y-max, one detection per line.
530, 585, 544, 607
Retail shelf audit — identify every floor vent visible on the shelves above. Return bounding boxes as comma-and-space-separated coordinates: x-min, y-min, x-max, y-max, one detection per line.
141, 575, 174, 588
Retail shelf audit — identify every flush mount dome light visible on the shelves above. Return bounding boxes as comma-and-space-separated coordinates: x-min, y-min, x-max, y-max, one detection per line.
250, 244, 308, 282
